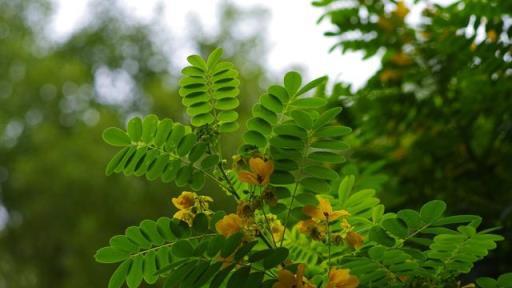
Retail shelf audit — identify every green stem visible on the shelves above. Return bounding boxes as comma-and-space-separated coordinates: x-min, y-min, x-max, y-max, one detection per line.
327, 217, 332, 270
260, 188, 277, 247
279, 182, 299, 247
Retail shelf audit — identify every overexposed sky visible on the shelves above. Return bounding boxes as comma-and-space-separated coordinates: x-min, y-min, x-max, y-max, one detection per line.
48, 0, 456, 88
50, 0, 382, 89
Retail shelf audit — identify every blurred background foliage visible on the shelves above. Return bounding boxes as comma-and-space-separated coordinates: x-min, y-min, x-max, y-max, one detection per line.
0, 0, 510, 287
0, 0, 269, 287
316, 0, 512, 278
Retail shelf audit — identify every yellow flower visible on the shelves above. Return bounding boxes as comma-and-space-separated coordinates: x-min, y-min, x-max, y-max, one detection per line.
273, 264, 315, 288
470, 42, 478, 52
345, 231, 364, 249
216, 213, 244, 237
326, 268, 359, 288
340, 219, 352, 230
297, 219, 326, 241
394, 1, 409, 19
377, 16, 393, 32
487, 29, 497, 43
303, 198, 350, 222
171, 191, 196, 210
173, 209, 195, 225
379, 69, 401, 82
236, 200, 255, 219
237, 157, 274, 185
271, 219, 285, 242
391, 52, 413, 66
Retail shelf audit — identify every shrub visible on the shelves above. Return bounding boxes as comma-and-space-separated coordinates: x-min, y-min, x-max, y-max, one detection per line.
95, 49, 509, 288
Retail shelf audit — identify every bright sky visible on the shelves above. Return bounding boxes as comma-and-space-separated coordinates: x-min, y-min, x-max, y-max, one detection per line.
49, 0, 383, 89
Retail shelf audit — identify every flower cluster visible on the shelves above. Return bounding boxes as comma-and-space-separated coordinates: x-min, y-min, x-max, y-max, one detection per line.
298, 197, 364, 249
236, 156, 274, 185
171, 191, 213, 225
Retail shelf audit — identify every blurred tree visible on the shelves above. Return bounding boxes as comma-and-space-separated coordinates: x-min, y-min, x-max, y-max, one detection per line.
315, 0, 512, 276
0, 0, 269, 287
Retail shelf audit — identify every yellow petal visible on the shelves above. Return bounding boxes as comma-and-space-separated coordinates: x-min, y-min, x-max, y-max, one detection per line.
215, 214, 243, 237
303, 205, 324, 220
276, 269, 296, 286
346, 231, 364, 249
171, 191, 196, 210
318, 198, 333, 215
329, 210, 350, 221
237, 171, 259, 184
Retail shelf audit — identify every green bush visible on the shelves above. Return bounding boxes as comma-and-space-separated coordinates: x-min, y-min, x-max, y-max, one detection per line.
96, 49, 510, 288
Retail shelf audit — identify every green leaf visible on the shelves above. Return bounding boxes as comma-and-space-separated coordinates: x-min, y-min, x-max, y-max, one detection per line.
143, 251, 158, 284
270, 170, 295, 184
382, 218, 408, 239
142, 114, 159, 143
291, 110, 313, 129
284, 71, 302, 96
243, 130, 267, 148
476, 277, 497, 288
207, 48, 223, 69
126, 255, 144, 288
291, 97, 327, 108
263, 247, 289, 269
163, 260, 198, 287
108, 259, 131, 288
227, 266, 251, 288
140, 220, 164, 245
234, 241, 258, 261
296, 76, 327, 96
261, 93, 283, 113
201, 155, 220, 169
210, 264, 236, 288
154, 119, 173, 147
192, 213, 209, 234
95, 247, 129, 263
420, 200, 446, 223
156, 217, 174, 241
109, 235, 138, 253
303, 165, 338, 180
249, 249, 274, 263
194, 261, 223, 287
177, 133, 197, 156
172, 240, 194, 258
127, 117, 143, 142
169, 220, 189, 238
397, 209, 423, 230
106, 147, 130, 176
188, 142, 207, 163
125, 226, 151, 249
338, 175, 355, 205
498, 273, 512, 286
221, 232, 244, 257
187, 55, 207, 70
167, 123, 186, 148
313, 107, 342, 129
103, 127, 131, 146
369, 226, 395, 247
308, 151, 345, 163
315, 126, 351, 137
246, 272, 265, 288
207, 235, 225, 257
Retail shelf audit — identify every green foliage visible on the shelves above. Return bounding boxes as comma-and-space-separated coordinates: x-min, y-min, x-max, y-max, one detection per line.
315, 0, 512, 273
96, 45, 510, 286
477, 273, 512, 288
179, 48, 241, 132
102, 115, 217, 190
240, 72, 352, 224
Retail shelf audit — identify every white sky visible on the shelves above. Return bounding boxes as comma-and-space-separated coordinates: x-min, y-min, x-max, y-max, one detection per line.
49, 0, 456, 89
49, 0, 383, 89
